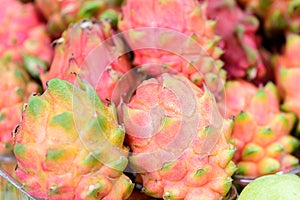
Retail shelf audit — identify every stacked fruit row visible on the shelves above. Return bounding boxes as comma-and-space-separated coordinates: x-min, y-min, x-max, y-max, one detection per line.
1, 0, 300, 199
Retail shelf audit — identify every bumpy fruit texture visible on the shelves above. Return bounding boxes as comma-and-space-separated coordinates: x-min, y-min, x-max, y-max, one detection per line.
224, 80, 299, 177
41, 20, 131, 102
119, 0, 226, 100
0, 58, 39, 154
274, 34, 300, 133
239, 0, 300, 34
0, 0, 53, 78
35, 0, 123, 38
205, 0, 268, 83
13, 78, 134, 199
123, 73, 236, 199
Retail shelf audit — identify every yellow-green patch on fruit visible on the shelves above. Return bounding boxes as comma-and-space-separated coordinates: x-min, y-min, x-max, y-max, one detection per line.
239, 174, 300, 200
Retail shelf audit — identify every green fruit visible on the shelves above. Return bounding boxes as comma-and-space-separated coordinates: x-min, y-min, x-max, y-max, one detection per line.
239, 174, 300, 200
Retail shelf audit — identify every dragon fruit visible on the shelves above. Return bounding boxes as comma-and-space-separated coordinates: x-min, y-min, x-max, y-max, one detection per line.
119, 0, 226, 100
0, 0, 53, 78
13, 78, 134, 199
224, 80, 299, 177
35, 0, 123, 38
41, 20, 131, 102
239, 0, 300, 35
204, 0, 269, 83
122, 72, 236, 199
0, 58, 39, 154
274, 33, 300, 133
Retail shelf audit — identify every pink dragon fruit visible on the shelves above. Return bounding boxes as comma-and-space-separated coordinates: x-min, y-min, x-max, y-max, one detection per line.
204, 0, 270, 83
0, 0, 53, 78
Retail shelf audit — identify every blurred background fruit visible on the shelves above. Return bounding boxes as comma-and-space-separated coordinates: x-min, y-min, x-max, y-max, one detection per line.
0, 0, 53, 78
35, 0, 123, 38
0, 58, 39, 155
204, 0, 272, 84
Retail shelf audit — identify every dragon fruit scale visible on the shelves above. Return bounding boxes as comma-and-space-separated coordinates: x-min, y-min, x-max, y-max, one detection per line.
224, 80, 299, 177
41, 20, 131, 103
13, 78, 134, 199
118, 0, 226, 100
122, 73, 236, 199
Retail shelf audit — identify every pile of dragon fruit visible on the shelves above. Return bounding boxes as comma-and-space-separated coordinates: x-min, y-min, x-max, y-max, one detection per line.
1, 0, 300, 199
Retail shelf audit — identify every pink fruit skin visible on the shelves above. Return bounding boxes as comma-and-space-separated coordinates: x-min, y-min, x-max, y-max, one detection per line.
123, 74, 236, 199
205, 0, 268, 83
119, 0, 226, 99
0, 0, 52, 63
41, 21, 131, 102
